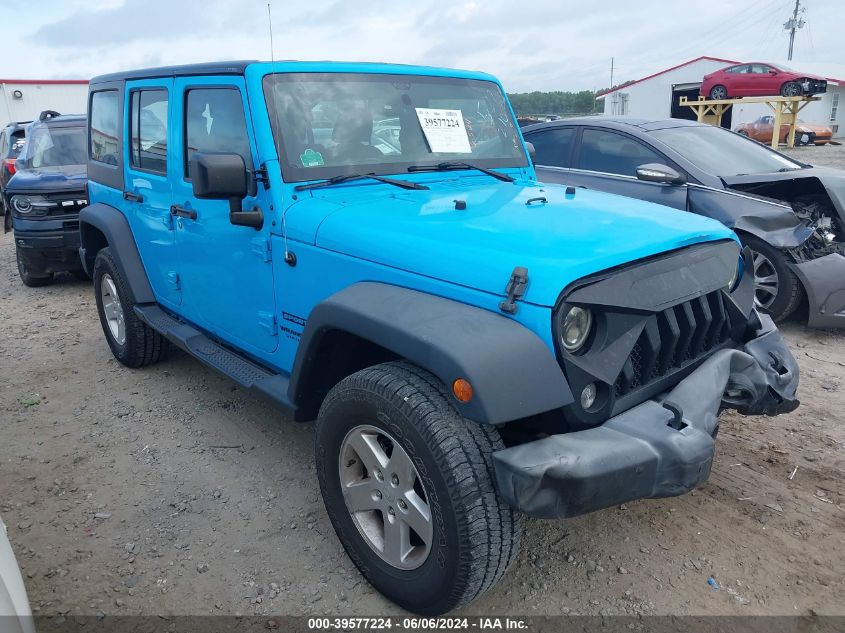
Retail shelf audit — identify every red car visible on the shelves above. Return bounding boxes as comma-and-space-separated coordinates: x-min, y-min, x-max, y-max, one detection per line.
700, 63, 827, 100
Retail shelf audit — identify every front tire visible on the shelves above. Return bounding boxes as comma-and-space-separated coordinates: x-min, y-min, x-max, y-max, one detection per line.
742, 235, 803, 322
781, 81, 801, 97
93, 247, 169, 368
16, 246, 52, 287
709, 85, 728, 100
316, 362, 522, 615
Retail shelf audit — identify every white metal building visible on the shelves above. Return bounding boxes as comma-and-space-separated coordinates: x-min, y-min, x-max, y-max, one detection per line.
597, 56, 845, 138
0, 79, 89, 126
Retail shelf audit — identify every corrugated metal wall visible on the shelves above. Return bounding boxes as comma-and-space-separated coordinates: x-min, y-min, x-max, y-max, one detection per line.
1, 82, 89, 126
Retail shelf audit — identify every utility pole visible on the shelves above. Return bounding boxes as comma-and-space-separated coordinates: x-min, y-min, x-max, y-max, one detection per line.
784, 0, 805, 61
609, 57, 614, 90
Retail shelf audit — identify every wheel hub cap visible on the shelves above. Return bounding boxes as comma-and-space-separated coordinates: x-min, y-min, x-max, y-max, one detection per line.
338, 425, 433, 570
751, 250, 780, 310
100, 274, 126, 345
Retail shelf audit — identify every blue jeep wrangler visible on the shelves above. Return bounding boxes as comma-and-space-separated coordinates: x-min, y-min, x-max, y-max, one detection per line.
79, 61, 799, 614
5, 111, 88, 286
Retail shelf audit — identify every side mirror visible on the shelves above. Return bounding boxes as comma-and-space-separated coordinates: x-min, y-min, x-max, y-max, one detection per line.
190, 152, 248, 200
524, 141, 536, 164
189, 152, 263, 230
769, 69, 778, 75
635, 163, 687, 185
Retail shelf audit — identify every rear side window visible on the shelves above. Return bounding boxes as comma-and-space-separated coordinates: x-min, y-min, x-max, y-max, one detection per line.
90, 90, 120, 164
528, 127, 576, 168
130, 89, 168, 174
11, 131, 25, 158
577, 129, 665, 177
184, 88, 252, 177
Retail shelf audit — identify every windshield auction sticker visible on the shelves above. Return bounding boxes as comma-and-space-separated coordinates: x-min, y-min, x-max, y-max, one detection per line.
415, 107, 472, 153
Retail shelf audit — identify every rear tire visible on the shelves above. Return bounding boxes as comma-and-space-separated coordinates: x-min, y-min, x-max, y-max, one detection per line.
742, 235, 803, 322
780, 81, 801, 97
709, 85, 728, 100
93, 247, 169, 368
16, 246, 52, 287
315, 361, 522, 615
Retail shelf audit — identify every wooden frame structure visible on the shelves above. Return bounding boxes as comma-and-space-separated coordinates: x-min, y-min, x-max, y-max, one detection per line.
679, 94, 821, 149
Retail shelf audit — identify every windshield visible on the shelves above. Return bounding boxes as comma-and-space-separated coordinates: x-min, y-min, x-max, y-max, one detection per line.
649, 125, 804, 177
263, 72, 527, 182
23, 124, 87, 168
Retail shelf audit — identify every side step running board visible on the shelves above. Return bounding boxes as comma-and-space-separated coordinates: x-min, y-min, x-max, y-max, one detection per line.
134, 304, 298, 418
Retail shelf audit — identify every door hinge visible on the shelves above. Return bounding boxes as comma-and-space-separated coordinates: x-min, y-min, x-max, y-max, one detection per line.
251, 237, 272, 262
253, 164, 270, 189
166, 271, 181, 291
257, 311, 277, 336
499, 266, 529, 314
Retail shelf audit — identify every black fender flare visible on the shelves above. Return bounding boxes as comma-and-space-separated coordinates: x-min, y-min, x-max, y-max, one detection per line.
290, 282, 573, 425
79, 203, 154, 304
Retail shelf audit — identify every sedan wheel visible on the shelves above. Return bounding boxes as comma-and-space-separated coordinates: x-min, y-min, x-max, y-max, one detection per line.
709, 85, 728, 100
781, 81, 801, 97
750, 250, 779, 310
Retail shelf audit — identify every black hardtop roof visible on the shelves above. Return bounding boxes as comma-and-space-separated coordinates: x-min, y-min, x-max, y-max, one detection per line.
90, 60, 259, 84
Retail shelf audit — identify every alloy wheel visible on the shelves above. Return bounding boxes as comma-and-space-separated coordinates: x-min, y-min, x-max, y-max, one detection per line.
338, 424, 433, 570
750, 249, 780, 310
100, 273, 126, 345
710, 86, 727, 100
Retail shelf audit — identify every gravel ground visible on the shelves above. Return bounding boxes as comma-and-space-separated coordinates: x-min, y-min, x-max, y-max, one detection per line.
1, 144, 844, 619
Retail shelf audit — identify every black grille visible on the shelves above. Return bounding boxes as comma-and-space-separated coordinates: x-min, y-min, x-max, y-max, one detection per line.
614, 290, 732, 397
45, 191, 88, 217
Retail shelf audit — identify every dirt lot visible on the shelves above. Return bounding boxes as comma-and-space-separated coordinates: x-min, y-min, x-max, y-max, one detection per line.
1, 144, 843, 620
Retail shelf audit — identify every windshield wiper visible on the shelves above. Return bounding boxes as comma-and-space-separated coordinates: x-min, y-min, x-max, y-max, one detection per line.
407, 161, 514, 183
294, 173, 428, 192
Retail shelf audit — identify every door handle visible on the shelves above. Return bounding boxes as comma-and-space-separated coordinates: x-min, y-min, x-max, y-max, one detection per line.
170, 204, 197, 220
123, 191, 143, 202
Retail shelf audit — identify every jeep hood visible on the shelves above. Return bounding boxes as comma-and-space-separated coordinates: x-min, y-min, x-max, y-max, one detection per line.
294, 179, 737, 307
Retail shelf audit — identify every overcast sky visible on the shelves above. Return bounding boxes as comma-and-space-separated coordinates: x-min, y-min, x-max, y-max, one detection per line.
4, 0, 843, 92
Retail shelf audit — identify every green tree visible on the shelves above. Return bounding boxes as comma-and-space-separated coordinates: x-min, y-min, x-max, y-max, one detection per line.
507, 90, 603, 116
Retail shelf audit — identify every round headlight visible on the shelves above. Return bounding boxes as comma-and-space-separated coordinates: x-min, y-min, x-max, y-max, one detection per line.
728, 256, 744, 292
11, 195, 32, 214
560, 306, 593, 352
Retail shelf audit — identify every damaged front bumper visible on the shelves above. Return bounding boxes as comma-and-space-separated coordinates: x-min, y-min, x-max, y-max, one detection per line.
492, 314, 799, 519
790, 253, 845, 328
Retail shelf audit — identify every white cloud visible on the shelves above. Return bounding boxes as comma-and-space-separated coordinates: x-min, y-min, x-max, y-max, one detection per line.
3, 0, 842, 92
